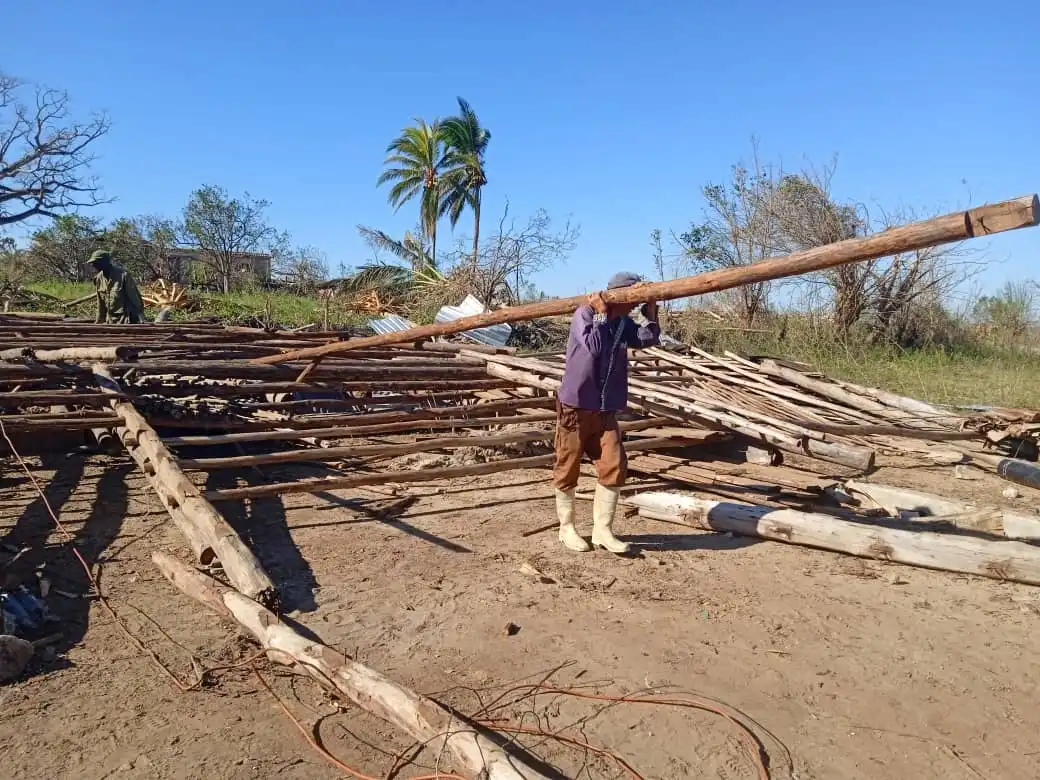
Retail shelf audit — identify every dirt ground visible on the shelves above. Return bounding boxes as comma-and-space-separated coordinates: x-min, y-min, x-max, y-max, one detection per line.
1, 450, 1039, 780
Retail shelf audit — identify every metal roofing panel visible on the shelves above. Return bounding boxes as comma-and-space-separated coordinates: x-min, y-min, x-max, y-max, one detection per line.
434, 294, 512, 347
366, 314, 417, 335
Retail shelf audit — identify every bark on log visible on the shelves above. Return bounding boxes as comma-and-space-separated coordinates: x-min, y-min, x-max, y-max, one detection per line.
151, 552, 550, 780
988, 455, 1040, 491
205, 435, 700, 502
627, 491, 1040, 586
253, 196, 1039, 363
91, 365, 277, 607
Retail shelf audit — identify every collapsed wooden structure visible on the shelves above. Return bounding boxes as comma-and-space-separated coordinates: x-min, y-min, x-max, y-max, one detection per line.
2, 194, 1039, 778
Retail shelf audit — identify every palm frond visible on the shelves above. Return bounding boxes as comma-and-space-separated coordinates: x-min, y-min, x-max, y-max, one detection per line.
337, 262, 415, 300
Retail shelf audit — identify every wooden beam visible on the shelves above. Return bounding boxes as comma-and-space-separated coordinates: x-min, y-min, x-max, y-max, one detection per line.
160, 397, 556, 442
0, 346, 138, 362
252, 195, 1039, 363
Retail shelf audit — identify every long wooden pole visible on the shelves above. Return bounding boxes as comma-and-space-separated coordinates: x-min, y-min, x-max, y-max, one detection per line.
253, 195, 1039, 364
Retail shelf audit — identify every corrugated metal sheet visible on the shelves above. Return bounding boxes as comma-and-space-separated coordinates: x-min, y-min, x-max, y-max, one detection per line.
434, 294, 512, 347
366, 314, 417, 335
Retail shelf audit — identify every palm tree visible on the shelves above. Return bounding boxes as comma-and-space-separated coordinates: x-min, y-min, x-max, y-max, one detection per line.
357, 224, 433, 272
377, 119, 446, 265
339, 225, 450, 314
440, 98, 491, 263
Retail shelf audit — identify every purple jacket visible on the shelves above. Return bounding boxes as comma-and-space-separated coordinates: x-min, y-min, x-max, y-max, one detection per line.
558, 305, 661, 412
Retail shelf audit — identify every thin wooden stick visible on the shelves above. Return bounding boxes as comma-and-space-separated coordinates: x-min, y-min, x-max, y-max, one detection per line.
177, 418, 666, 470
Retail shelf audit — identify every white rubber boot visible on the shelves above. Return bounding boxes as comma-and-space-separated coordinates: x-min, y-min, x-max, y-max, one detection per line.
555, 488, 590, 552
591, 484, 630, 554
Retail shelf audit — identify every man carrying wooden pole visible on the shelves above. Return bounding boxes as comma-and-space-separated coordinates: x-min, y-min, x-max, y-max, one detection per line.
251, 195, 1038, 364
554, 272, 660, 554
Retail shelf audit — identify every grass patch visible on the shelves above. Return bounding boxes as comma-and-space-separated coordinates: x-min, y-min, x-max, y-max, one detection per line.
794, 344, 1040, 409
23, 282, 367, 329
27, 280, 94, 301
694, 329, 1040, 408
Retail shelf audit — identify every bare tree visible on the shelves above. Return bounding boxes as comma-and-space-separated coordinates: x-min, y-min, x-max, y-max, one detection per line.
862, 205, 983, 346
273, 245, 329, 292
973, 280, 1038, 347
452, 202, 578, 307
134, 215, 180, 281
764, 160, 982, 345
676, 144, 782, 326
769, 164, 869, 336
100, 216, 185, 282
180, 185, 279, 293
0, 73, 110, 226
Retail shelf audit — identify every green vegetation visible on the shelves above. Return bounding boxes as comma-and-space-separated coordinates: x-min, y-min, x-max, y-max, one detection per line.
26, 279, 93, 301
24, 281, 364, 330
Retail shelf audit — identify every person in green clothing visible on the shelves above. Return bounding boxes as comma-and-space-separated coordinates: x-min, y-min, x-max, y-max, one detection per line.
86, 250, 145, 324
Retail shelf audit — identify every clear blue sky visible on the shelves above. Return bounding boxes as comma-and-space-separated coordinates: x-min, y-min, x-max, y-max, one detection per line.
4, 0, 1038, 295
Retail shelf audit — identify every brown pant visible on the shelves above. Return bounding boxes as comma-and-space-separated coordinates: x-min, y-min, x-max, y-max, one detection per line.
552, 402, 627, 490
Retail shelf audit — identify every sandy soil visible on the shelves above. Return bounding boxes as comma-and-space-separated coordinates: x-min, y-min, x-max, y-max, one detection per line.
1, 451, 1039, 779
